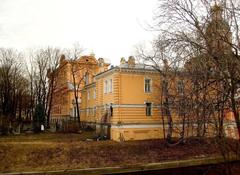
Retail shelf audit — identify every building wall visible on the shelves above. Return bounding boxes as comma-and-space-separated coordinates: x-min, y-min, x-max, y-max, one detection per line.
111, 127, 163, 142
81, 83, 96, 124
49, 55, 109, 123
80, 66, 168, 141
113, 72, 161, 124
81, 65, 239, 141
51, 62, 71, 120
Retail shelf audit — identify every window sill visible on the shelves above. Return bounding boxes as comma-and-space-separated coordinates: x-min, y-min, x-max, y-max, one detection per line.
104, 92, 113, 94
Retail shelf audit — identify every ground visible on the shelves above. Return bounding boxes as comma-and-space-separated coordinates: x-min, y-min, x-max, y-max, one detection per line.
0, 132, 239, 173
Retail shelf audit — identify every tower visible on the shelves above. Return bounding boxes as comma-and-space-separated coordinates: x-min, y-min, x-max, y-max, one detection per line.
205, 4, 232, 55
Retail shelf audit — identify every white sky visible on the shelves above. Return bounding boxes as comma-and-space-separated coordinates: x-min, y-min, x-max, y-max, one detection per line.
0, 0, 158, 65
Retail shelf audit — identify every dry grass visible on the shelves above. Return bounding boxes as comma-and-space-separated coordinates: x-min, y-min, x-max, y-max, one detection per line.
0, 132, 93, 143
0, 133, 238, 173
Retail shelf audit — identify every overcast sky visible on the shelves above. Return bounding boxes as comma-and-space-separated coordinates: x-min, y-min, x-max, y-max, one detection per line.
0, 0, 158, 65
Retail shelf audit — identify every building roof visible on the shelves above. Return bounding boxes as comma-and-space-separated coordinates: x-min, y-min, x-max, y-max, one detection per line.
119, 63, 155, 69
95, 63, 159, 79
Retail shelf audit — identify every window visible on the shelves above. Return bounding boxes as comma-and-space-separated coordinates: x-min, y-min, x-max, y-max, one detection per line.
109, 105, 113, 117
104, 80, 108, 93
85, 73, 89, 85
178, 99, 185, 116
177, 80, 184, 94
104, 79, 112, 94
59, 106, 61, 114
146, 102, 152, 116
87, 91, 90, 100
145, 78, 151, 93
178, 106, 185, 116
93, 88, 96, 99
90, 108, 93, 116
62, 94, 68, 105
73, 107, 77, 118
93, 106, 96, 116
109, 79, 112, 93
162, 102, 171, 116
86, 108, 89, 116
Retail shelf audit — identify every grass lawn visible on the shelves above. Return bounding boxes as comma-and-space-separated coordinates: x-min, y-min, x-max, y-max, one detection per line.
0, 132, 239, 173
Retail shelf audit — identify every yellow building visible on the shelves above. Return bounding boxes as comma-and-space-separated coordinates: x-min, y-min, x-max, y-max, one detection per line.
50, 4, 238, 141
81, 56, 167, 141
49, 55, 109, 123
81, 56, 239, 141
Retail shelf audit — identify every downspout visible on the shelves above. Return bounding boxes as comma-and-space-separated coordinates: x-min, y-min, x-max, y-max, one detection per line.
118, 68, 123, 141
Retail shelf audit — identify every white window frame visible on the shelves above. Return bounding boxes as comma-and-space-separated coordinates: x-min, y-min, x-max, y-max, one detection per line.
109, 79, 113, 93
104, 80, 108, 94
85, 73, 89, 85
177, 80, 184, 94
93, 88, 96, 99
87, 91, 90, 100
90, 108, 93, 116
144, 78, 152, 93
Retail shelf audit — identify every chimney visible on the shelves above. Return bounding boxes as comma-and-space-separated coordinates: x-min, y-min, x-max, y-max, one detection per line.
120, 57, 126, 65
98, 58, 105, 67
128, 56, 135, 68
98, 58, 106, 73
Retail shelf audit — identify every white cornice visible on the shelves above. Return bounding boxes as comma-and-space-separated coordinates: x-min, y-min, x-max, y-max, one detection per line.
95, 67, 159, 79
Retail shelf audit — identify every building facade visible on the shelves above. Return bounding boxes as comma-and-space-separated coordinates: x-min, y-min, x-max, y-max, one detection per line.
81, 57, 164, 141
80, 56, 238, 141
49, 4, 239, 141
49, 55, 109, 123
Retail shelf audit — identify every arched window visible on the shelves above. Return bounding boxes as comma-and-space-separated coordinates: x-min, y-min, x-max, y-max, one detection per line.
85, 73, 89, 85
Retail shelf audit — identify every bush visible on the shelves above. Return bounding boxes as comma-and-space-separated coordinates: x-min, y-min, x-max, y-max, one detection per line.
0, 116, 11, 135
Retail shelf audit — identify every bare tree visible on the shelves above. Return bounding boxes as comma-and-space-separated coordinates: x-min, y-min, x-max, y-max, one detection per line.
0, 48, 31, 133
153, 0, 240, 140
136, 39, 188, 144
26, 47, 61, 131
45, 47, 61, 128
64, 43, 85, 127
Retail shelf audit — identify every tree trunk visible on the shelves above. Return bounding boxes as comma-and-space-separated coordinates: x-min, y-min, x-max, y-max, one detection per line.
165, 98, 173, 143
46, 75, 55, 128
74, 94, 81, 128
